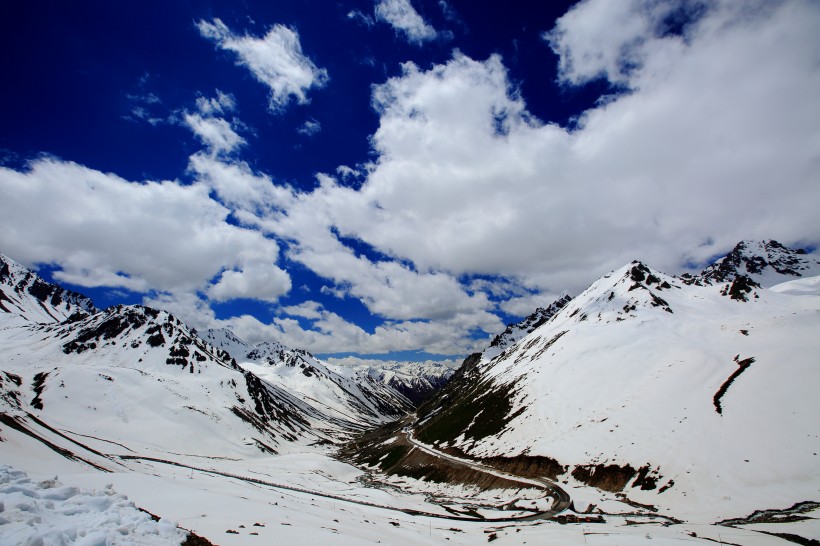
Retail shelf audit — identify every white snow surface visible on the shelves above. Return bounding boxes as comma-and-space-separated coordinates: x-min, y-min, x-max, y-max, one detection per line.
770, 274, 820, 296
0, 465, 185, 545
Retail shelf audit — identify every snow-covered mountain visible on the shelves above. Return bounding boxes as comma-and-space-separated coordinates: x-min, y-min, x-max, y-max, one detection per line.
485, 294, 572, 358
350, 361, 455, 406
0, 253, 96, 325
406, 248, 820, 521
687, 239, 820, 287
203, 328, 413, 423
0, 255, 409, 473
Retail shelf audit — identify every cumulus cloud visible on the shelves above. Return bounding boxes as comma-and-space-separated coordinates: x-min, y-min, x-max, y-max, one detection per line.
179, 91, 245, 155
375, 0, 437, 45
197, 18, 328, 111
326, 355, 461, 369
214, 301, 491, 355
190, 157, 501, 330
6, 0, 819, 359
208, 261, 292, 302
319, 0, 820, 297
183, 0, 820, 354
183, 113, 245, 154
0, 157, 290, 299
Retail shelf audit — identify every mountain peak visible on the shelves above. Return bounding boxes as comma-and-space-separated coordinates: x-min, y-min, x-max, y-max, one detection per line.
696, 239, 820, 287
0, 253, 97, 324
486, 294, 572, 356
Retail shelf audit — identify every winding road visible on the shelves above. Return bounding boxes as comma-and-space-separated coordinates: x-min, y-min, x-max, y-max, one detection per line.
402, 426, 572, 520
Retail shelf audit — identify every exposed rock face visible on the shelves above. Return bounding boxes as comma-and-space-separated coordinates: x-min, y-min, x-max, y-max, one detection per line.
0, 254, 96, 323
204, 330, 414, 424
486, 295, 572, 357
693, 240, 820, 287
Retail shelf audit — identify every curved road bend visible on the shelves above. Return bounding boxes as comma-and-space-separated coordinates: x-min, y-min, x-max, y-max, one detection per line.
402, 428, 571, 520
120, 451, 570, 523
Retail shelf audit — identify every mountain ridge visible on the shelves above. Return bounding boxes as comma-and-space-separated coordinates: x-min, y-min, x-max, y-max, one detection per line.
388, 241, 820, 521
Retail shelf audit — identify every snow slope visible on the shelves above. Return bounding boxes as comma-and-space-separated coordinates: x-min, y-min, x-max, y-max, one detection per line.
0, 254, 96, 325
0, 303, 337, 464
3, 251, 820, 544
414, 260, 820, 522
484, 294, 572, 359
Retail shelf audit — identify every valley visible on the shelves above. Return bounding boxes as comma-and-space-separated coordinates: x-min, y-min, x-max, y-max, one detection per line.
2, 242, 820, 544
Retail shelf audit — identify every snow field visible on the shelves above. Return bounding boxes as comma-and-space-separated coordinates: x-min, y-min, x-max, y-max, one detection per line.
0, 465, 185, 545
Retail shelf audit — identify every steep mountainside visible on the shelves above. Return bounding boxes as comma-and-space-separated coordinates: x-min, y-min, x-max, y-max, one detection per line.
485, 294, 572, 358
205, 329, 413, 423
688, 239, 820, 287
0, 303, 335, 467
409, 255, 820, 522
0, 254, 96, 324
0, 256, 407, 472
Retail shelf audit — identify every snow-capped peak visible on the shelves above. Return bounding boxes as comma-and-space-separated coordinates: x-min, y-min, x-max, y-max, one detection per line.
548, 261, 681, 328
201, 327, 253, 358
485, 294, 572, 358
694, 239, 820, 287
0, 253, 97, 324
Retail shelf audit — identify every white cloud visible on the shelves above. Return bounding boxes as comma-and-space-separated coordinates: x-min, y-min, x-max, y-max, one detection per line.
347, 10, 375, 27
9, 0, 819, 359
499, 291, 572, 318
326, 355, 461, 369
195, 89, 236, 115
208, 261, 292, 303
375, 0, 437, 45
214, 301, 490, 355
188, 0, 820, 353
143, 291, 216, 331
335, 165, 360, 181
317, 0, 820, 298
187, 153, 504, 349
183, 112, 245, 154
0, 157, 290, 298
197, 18, 328, 111
297, 119, 322, 136
199, 163, 501, 327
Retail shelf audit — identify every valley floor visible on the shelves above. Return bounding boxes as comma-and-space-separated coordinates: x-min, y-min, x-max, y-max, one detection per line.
3, 437, 819, 545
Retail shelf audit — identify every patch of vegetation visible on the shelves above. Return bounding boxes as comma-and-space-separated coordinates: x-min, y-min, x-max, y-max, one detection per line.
717, 501, 820, 526
415, 354, 523, 446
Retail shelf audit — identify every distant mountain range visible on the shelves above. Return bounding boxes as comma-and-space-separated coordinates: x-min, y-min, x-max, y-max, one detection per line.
0, 253, 413, 470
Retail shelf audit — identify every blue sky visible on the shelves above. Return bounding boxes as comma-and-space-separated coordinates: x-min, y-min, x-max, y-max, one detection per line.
1, 0, 819, 363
